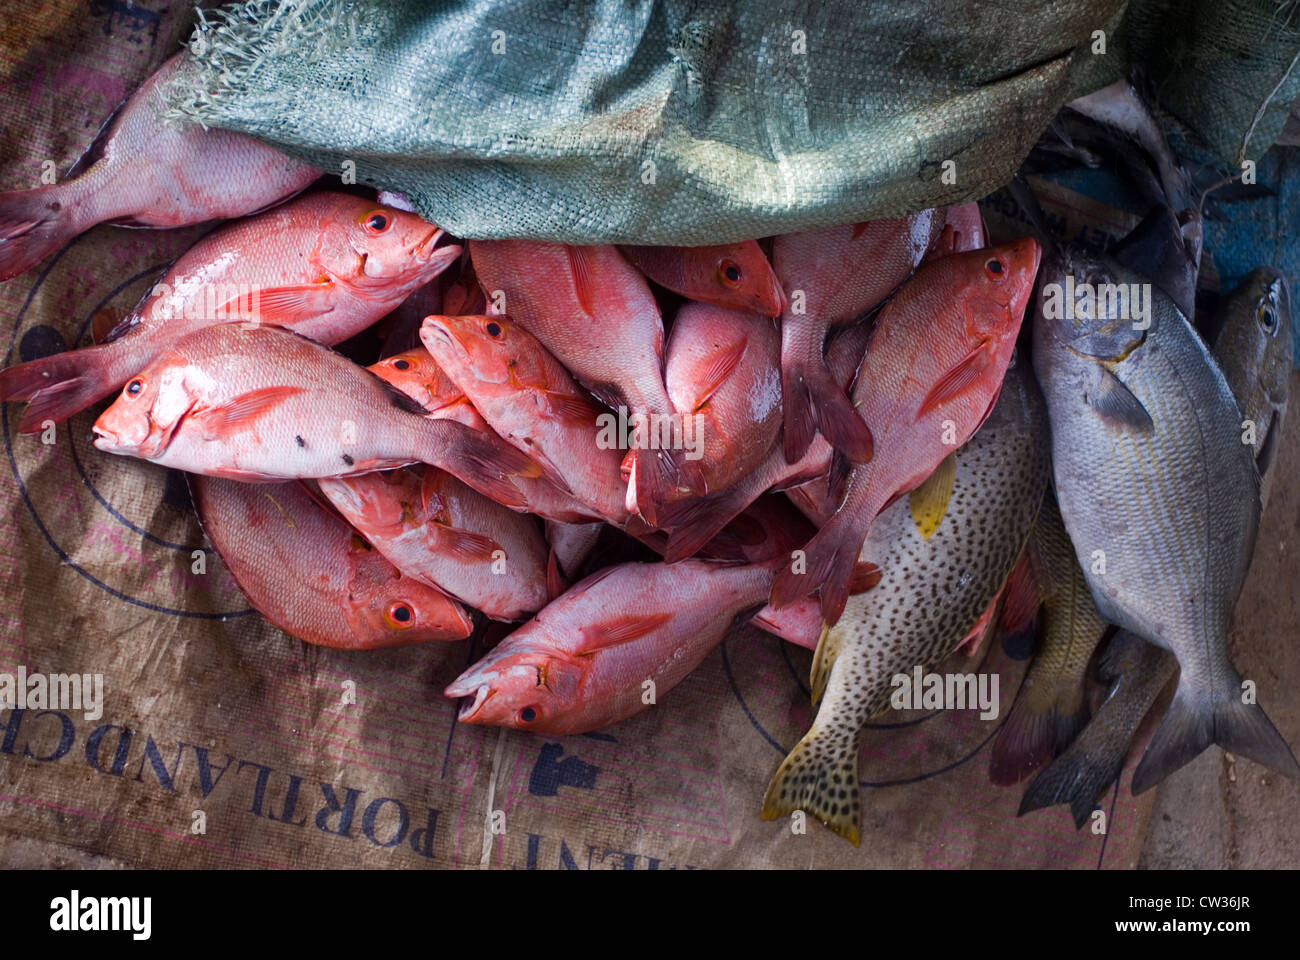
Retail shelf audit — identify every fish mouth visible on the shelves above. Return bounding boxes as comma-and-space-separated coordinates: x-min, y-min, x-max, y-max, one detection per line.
414, 227, 453, 261
91, 423, 121, 451
447, 682, 492, 723
420, 318, 471, 360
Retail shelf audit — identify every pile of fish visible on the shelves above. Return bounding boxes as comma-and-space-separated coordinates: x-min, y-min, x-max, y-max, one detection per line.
2, 56, 1296, 846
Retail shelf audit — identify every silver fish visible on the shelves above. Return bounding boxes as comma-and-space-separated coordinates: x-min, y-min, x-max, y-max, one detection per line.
1032, 247, 1300, 793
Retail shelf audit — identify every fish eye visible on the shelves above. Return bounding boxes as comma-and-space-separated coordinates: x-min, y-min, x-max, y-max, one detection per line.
125, 377, 146, 398
519, 706, 538, 723
393, 358, 412, 371
363, 211, 391, 233
485, 321, 502, 337
1258, 302, 1279, 335
719, 259, 742, 287
385, 601, 414, 628
984, 258, 1005, 280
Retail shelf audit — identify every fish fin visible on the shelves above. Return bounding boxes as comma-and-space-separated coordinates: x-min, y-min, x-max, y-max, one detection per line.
760, 721, 862, 846
246, 281, 337, 323
997, 548, 1039, 639
0, 187, 76, 282
782, 353, 873, 464
916, 343, 991, 418
545, 549, 565, 602
429, 526, 502, 562
769, 507, 868, 624
566, 245, 598, 316
659, 479, 763, 562
2, 344, 121, 433
629, 445, 707, 527
586, 612, 673, 648
958, 593, 1002, 659
990, 680, 1089, 786
543, 390, 601, 425
193, 386, 306, 437
1019, 741, 1124, 829
692, 338, 748, 411
808, 623, 836, 705
908, 453, 956, 539
848, 561, 882, 595
1132, 671, 1300, 794
1255, 410, 1281, 476
420, 420, 547, 512
1088, 367, 1154, 432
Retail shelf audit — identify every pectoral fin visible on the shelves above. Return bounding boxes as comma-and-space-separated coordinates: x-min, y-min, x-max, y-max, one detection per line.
1088, 367, 1153, 432
247, 281, 337, 322
194, 386, 305, 438
909, 454, 956, 539
917, 344, 990, 418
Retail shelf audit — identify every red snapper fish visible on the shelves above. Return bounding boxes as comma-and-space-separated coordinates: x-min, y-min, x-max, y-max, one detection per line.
619, 241, 785, 316
0, 54, 320, 282
773, 211, 944, 464
771, 238, 1041, 623
469, 239, 704, 522
445, 558, 780, 735
421, 313, 625, 523
1, 192, 460, 433
191, 477, 472, 649
318, 466, 550, 621
90, 323, 542, 509
664, 302, 782, 496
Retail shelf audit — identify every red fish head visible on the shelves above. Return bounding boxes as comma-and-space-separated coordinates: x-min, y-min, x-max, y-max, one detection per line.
344, 539, 474, 643
92, 356, 195, 459
445, 649, 586, 733
316, 197, 462, 291
695, 242, 787, 317
368, 348, 464, 414
420, 313, 539, 389
957, 237, 1042, 343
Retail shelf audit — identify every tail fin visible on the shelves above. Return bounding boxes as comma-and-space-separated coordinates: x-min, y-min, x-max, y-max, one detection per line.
990, 682, 1089, 786
1019, 739, 1123, 829
0, 343, 123, 434
0, 187, 75, 282
658, 478, 765, 563
421, 420, 548, 512
769, 509, 868, 624
760, 722, 863, 846
628, 444, 707, 527
782, 356, 873, 465
1132, 670, 1300, 794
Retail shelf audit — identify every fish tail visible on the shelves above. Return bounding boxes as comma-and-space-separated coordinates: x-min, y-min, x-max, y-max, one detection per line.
0, 186, 77, 282
1132, 669, 1300, 794
658, 480, 761, 563
1, 343, 122, 434
422, 420, 546, 512
760, 722, 863, 846
782, 356, 873, 465
1018, 739, 1124, 829
769, 509, 866, 624
989, 681, 1089, 786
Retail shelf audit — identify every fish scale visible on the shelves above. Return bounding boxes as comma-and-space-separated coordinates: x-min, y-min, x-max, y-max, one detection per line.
760, 361, 1049, 845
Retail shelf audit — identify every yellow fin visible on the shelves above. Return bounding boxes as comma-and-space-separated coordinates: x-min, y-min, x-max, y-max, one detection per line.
760, 727, 862, 846
809, 622, 836, 706
909, 453, 956, 540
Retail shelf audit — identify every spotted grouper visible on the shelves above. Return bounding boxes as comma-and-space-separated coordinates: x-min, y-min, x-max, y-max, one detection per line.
760, 359, 1050, 845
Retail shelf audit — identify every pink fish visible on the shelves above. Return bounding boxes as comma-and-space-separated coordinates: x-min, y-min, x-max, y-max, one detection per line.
619, 241, 785, 316
770, 238, 1042, 622
445, 559, 779, 735
773, 211, 944, 463
318, 466, 550, 621
1, 192, 460, 433
0, 54, 320, 282
664, 302, 782, 497
421, 313, 626, 523
91, 323, 545, 511
192, 477, 472, 649
469, 239, 705, 523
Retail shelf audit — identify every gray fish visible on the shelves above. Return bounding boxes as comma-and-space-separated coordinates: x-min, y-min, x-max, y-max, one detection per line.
760, 360, 1049, 845
1205, 268, 1293, 475
1032, 247, 1300, 793
989, 492, 1109, 786
1019, 631, 1177, 827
